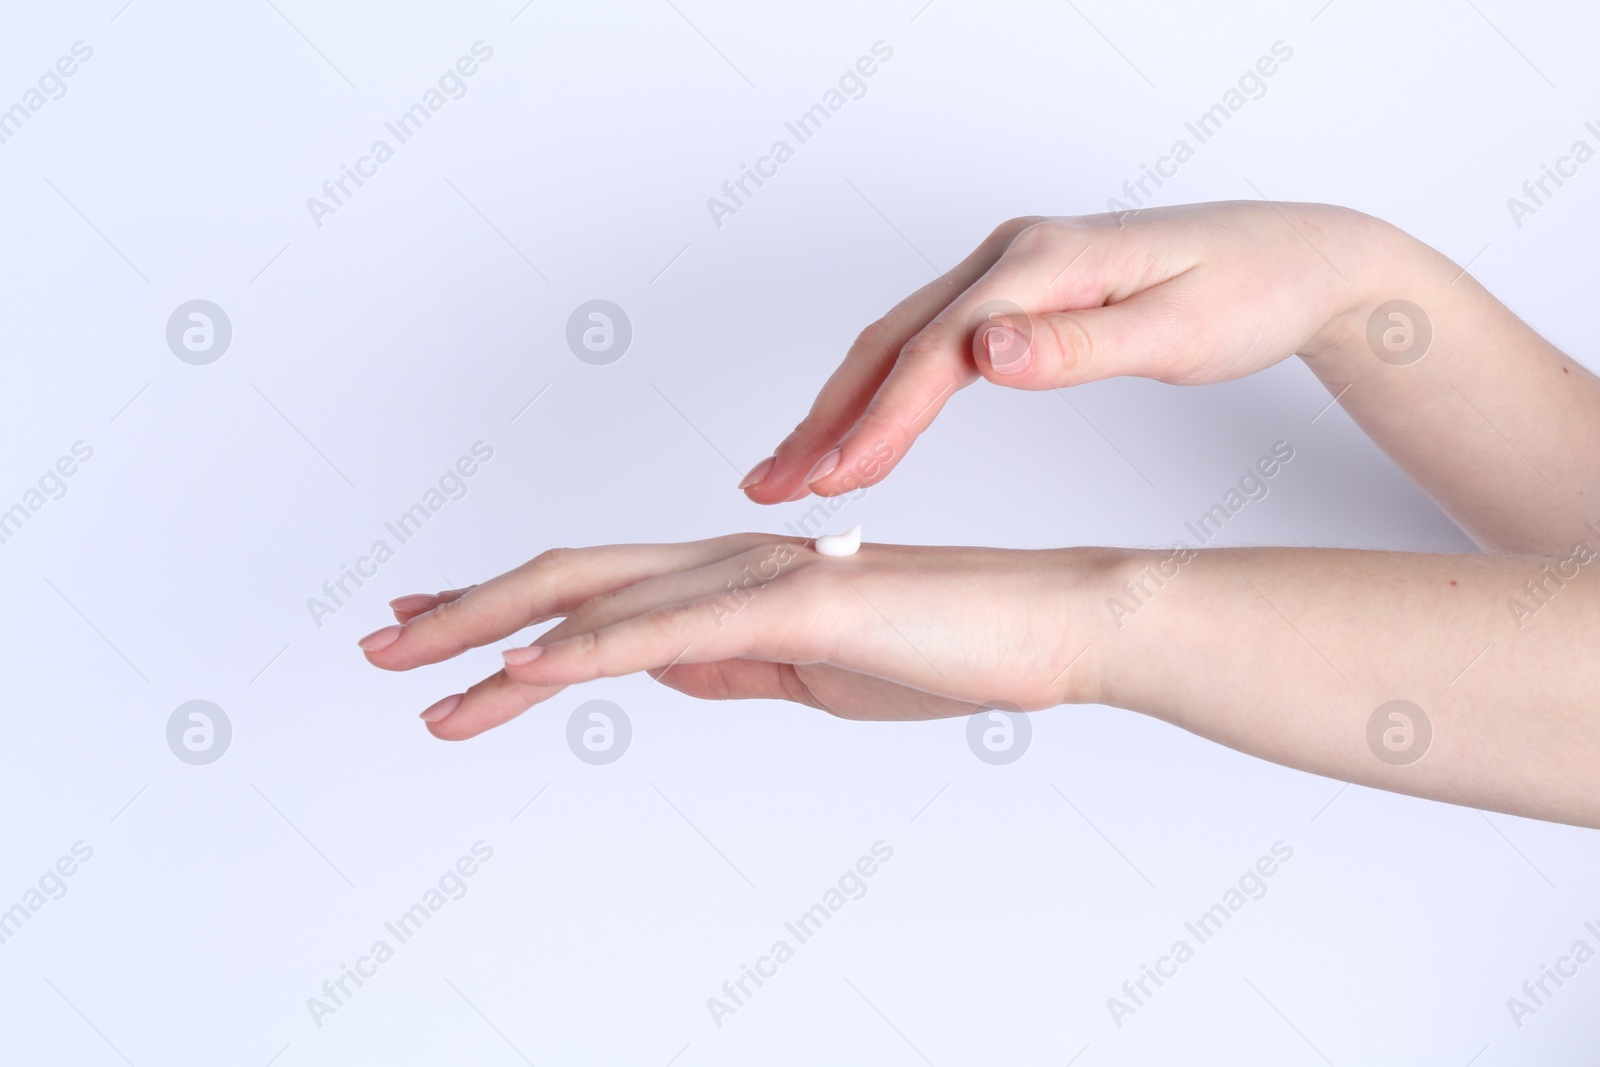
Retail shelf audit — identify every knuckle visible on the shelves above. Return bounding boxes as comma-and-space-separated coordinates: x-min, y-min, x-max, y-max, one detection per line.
1045, 314, 1094, 372
527, 547, 573, 578
788, 411, 826, 444
653, 602, 702, 638
994, 215, 1046, 243
428, 590, 470, 627
897, 323, 947, 365
1010, 218, 1073, 255
570, 588, 619, 623
518, 547, 576, 588
850, 315, 899, 357
855, 396, 905, 443
699, 666, 735, 702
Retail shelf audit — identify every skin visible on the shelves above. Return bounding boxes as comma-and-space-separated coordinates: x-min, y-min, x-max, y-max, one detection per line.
360, 201, 1600, 828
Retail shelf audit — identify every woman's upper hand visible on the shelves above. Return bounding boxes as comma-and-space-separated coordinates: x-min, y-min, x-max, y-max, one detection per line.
357, 535, 1104, 741
739, 201, 1390, 503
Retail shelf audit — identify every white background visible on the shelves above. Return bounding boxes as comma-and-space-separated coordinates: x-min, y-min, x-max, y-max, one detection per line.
2, 0, 1598, 1063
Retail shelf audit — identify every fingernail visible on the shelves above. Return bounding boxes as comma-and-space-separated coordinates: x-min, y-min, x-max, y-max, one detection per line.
805, 448, 842, 485
357, 624, 404, 652
389, 593, 436, 614
420, 693, 462, 723
502, 645, 545, 667
738, 455, 776, 489
985, 325, 1031, 374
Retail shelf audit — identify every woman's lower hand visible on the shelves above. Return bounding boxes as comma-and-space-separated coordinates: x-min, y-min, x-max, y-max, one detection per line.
358, 534, 1102, 741
357, 532, 1600, 826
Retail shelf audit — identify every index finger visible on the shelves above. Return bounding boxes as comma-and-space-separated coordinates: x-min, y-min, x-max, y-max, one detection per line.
742, 216, 1040, 504
807, 222, 1090, 495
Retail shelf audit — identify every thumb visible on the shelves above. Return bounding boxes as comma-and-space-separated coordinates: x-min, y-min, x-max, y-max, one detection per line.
974, 279, 1199, 389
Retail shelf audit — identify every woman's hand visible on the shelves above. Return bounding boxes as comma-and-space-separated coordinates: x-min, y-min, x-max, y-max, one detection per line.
358, 534, 1103, 741
740, 201, 1391, 502
358, 532, 1600, 825
742, 199, 1600, 558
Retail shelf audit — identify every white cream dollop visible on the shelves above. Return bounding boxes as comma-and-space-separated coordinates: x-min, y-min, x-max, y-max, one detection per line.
814, 525, 862, 558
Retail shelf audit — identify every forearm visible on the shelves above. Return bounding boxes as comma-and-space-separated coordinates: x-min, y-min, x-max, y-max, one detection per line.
1070, 545, 1600, 827
1298, 212, 1600, 554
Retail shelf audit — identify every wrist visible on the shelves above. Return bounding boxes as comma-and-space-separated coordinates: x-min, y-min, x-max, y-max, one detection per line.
1050, 546, 1152, 708
1296, 209, 1447, 382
